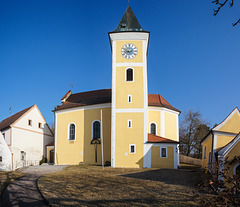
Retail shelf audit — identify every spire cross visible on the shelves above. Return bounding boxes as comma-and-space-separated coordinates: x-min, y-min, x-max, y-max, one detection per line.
128, 0, 130, 6
70, 81, 73, 91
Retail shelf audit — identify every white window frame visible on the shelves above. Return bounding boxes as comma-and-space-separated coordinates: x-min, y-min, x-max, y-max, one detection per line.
129, 144, 136, 154
149, 122, 157, 135
160, 147, 168, 158
92, 120, 101, 140
125, 67, 134, 82
128, 95, 132, 103
128, 120, 132, 128
68, 122, 76, 141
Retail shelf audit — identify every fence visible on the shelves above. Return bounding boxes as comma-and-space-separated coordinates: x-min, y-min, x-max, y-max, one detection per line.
180, 154, 202, 166
15, 160, 40, 170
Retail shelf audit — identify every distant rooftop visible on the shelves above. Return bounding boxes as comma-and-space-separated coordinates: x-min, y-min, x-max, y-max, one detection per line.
112, 6, 147, 33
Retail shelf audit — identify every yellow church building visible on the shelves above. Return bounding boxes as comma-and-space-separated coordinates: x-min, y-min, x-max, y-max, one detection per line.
53, 6, 180, 168
201, 107, 240, 177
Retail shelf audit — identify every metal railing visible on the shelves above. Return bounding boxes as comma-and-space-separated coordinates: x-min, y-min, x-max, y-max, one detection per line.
15, 160, 40, 169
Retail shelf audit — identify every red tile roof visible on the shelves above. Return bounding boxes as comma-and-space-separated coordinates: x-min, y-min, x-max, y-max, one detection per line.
148, 133, 179, 144
0, 105, 34, 131
55, 89, 180, 112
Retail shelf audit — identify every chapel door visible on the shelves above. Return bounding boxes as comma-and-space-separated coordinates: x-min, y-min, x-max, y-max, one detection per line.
50, 150, 54, 164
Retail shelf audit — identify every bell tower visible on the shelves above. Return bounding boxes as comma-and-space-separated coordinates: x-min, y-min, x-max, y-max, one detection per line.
109, 6, 149, 167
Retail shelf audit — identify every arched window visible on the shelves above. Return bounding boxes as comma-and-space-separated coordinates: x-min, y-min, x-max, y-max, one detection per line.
150, 123, 156, 135
126, 68, 133, 81
93, 121, 101, 139
69, 123, 76, 140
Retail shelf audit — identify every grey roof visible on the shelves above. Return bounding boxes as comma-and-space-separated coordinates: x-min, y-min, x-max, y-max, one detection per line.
112, 6, 146, 32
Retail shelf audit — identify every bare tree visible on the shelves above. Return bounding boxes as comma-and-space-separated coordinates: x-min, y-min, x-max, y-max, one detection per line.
212, 0, 240, 26
180, 110, 210, 157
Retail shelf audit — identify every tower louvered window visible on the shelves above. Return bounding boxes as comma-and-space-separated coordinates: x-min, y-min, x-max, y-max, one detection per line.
126, 68, 133, 81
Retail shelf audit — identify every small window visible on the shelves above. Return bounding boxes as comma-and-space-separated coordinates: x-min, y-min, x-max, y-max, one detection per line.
21, 151, 26, 161
2, 133, 5, 139
28, 119, 32, 126
69, 123, 76, 140
38, 122, 42, 128
93, 121, 101, 139
208, 151, 212, 164
0, 156, 2, 162
128, 95, 132, 103
150, 123, 156, 135
126, 68, 133, 81
204, 146, 206, 159
160, 147, 167, 158
129, 144, 136, 153
128, 120, 132, 128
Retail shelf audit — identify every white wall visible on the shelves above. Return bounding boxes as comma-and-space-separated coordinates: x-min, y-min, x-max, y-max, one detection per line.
0, 133, 12, 171
1, 128, 11, 145
11, 105, 53, 170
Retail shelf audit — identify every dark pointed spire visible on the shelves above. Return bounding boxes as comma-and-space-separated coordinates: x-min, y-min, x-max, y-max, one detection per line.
112, 6, 146, 32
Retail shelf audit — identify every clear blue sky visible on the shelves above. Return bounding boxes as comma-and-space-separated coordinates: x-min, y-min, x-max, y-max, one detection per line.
0, 0, 239, 127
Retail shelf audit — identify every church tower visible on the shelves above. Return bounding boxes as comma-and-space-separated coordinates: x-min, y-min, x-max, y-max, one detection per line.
109, 6, 149, 167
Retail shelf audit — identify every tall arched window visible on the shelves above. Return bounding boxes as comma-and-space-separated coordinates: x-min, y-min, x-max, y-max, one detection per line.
93, 121, 101, 139
69, 123, 76, 140
126, 68, 133, 81
150, 123, 156, 135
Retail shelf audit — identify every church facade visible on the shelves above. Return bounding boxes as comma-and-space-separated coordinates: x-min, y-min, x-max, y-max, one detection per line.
54, 6, 180, 168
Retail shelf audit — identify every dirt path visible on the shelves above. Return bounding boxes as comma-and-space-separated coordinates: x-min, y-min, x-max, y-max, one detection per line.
0, 165, 66, 207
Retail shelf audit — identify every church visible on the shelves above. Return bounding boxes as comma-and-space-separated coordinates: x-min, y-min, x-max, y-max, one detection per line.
54, 6, 180, 168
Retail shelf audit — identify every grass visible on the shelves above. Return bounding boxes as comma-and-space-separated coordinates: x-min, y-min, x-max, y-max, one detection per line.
38, 165, 215, 206
0, 171, 24, 195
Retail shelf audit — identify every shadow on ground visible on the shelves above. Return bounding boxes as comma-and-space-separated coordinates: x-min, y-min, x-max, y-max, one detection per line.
121, 168, 205, 188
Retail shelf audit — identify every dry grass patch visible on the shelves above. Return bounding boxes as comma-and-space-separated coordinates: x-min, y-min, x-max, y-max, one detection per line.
38, 166, 214, 206
0, 171, 24, 195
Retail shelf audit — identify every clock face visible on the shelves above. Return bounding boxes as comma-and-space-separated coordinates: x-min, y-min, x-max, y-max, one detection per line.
121, 43, 138, 59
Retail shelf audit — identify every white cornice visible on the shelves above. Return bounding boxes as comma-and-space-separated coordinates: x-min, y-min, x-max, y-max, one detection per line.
55, 103, 111, 115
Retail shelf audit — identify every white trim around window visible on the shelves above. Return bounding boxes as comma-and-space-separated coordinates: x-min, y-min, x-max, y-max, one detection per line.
129, 144, 136, 154
160, 147, 167, 158
128, 120, 132, 128
125, 67, 134, 82
92, 120, 101, 140
68, 122, 76, 141
149, 122, 157, 135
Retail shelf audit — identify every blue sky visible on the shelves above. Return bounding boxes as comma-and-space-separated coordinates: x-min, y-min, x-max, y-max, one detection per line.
0, 0, 239, 127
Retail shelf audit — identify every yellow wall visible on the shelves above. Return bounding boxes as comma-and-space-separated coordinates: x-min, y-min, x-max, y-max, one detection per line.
151, 146, 174, 168
202, 136, 212, 168
148, 110, 160, 135
56, 107, 111, 165
46, 146, 54, 162
224, 139, 240, 177
115, 66, 144, 109
116, 40, 143, 63
216, 135, 235, 149
219, 112, 240, 133
165, 112, 177, 141
115, 113, 144, 168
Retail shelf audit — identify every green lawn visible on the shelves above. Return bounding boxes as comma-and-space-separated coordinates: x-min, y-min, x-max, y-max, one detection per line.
38, 166, 214, 206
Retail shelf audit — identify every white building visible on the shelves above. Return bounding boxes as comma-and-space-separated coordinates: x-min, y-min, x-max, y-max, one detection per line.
0, 104, 53, 170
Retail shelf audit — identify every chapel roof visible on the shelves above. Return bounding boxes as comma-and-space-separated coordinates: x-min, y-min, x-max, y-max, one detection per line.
0, 105, 34, 131
147, 133, 179, 144
54, 89, 180, 112
111, 6, 147, 33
